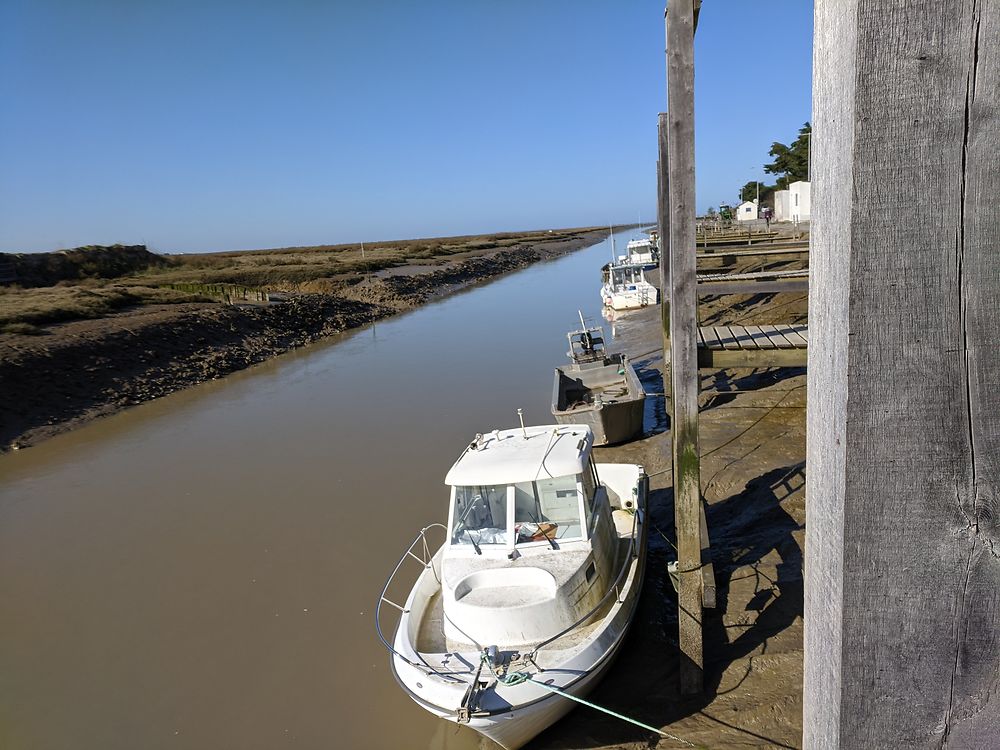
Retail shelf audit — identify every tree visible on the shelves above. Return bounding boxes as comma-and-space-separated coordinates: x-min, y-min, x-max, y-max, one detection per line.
739, 181, 776, 206
706, 207, 717, 218
764, 122, 811, 189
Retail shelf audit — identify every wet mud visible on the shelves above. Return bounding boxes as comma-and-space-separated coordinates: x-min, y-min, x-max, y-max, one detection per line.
526, 247, 808, 749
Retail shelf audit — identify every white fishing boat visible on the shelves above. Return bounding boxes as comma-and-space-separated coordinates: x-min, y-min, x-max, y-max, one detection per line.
600, 261, 659, 310
377, 422, 648, 750
617, 237, 659, 269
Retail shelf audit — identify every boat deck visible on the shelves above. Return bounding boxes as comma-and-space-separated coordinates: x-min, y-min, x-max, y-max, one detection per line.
416, 510, 639, 661
560, 382, 633, 410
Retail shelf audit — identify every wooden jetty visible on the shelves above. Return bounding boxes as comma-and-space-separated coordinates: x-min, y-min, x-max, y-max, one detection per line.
697, 324, 807, 367
697, 268, 809, 295
658, 0, 810, 696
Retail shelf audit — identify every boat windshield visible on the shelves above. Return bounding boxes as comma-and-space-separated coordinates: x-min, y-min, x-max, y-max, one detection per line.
451, 485, 508, 547
513, 475, 583, 545
611, 266, 643, 285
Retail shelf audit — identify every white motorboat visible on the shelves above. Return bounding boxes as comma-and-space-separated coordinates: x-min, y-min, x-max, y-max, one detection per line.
617, 237, 659, 269
377, 423, 648, 750
600, 261, 659, 310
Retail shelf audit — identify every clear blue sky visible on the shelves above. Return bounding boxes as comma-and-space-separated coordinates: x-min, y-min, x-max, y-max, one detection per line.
0, 1, 813, 253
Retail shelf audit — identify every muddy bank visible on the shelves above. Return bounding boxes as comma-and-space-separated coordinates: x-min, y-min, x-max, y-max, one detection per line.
0, 229, 606, 451
526, 255, 808, 749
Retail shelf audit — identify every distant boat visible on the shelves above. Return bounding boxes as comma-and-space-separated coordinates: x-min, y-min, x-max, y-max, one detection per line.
600, 261, 659, 310
617, 237, 659, 269
377, 422, 648, 750
551, 313, 645, 445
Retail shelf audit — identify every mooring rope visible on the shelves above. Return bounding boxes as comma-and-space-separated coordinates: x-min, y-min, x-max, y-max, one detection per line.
481, 653, 694, 746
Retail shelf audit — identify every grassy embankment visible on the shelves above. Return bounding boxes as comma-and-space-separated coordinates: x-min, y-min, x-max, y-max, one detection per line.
0, 229, 595, 333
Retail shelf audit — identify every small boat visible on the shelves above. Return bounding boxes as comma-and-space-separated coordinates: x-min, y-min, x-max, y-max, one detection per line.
600, 261, 659, 310
617, 237, 659, 269
551, 313, 645, 445
377, 422, 648, 750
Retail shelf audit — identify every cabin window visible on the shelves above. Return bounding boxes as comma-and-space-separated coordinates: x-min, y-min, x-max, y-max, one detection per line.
451, 485, 508, 547
513, 475, 583, 545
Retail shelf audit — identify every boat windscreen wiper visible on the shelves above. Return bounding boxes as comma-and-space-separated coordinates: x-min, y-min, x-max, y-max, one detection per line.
530, 511, 558, 551
470, 532, 482, 556
453, 493, 483, 544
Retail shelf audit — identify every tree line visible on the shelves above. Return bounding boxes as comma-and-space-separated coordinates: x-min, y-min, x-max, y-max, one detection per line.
737, 122, 811, 207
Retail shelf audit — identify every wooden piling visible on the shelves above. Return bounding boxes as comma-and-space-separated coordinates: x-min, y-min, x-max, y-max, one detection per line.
665, 0, 702, 695
805, 0, 1000, 745
657, 113, 670, 356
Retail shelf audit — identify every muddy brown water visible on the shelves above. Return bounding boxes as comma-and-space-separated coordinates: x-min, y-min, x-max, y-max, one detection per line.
0, 231, 648, 750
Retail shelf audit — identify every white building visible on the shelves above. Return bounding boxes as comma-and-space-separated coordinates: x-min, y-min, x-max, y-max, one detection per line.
736, 200, 758, 221
774, 190, 791, 221
789, 180, 811, 221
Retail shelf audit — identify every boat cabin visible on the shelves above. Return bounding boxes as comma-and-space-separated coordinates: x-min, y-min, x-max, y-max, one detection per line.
440, 425, 623, 645
566, 324, 607, 366
602, 262, 648, 290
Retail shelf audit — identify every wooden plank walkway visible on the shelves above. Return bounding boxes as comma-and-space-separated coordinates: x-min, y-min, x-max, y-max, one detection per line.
696, 245, 809, 261
697, 324, 808, 367
696, 268, 809, 295
697, 269, 808, 281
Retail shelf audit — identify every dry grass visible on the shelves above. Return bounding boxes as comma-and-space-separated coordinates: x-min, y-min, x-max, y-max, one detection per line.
0, 228, 600, 327
0, 284, 211, 327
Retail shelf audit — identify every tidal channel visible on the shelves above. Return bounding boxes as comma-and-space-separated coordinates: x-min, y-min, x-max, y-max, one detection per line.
0, 229, 647, 750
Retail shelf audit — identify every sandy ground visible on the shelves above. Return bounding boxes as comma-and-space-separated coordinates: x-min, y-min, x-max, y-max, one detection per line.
0, 229, 607, 452
525, 249, 808, 749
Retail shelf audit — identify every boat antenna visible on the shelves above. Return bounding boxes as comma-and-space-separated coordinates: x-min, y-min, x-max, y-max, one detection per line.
517, 408, 528, 439
609, 224, 616, 264
578, 309, 587, 331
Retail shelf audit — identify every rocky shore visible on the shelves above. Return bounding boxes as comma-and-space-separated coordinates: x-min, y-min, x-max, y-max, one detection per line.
0, 230, 605, 451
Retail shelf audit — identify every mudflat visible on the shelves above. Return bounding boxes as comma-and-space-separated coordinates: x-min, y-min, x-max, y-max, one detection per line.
527, 232, 808, 749
0, 227, 606, 451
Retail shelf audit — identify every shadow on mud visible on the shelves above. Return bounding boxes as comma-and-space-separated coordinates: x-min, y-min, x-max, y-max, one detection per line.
526, 464, 804, 750
700, 367, 806, 410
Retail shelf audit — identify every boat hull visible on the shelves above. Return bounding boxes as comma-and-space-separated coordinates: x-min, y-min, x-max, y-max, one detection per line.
552, 398, 643, 446
396, 634, 633, 750
551, 358, 645, 445
386, 469, 649, 750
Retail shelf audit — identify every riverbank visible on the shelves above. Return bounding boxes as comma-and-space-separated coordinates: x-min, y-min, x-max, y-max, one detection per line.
0, 227, 607, 451
528, 246, 808, 748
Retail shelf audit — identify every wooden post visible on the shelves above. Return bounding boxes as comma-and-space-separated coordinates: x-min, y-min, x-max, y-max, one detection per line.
665, 0, 702, 695
657, 113, 670, 359
805, 0, 1000, 746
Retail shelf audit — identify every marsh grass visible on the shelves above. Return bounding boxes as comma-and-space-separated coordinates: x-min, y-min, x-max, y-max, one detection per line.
1, 228, 597, 327
0, 284, 211, 327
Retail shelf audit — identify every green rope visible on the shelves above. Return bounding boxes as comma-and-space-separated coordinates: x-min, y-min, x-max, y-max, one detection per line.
483, 654, 692, 746
524, 677, 693, 745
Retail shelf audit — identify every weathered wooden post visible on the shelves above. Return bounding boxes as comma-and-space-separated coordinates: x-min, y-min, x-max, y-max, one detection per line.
664, 0, 703, 695
805, 0, 999, 746
657, 112, 670, 359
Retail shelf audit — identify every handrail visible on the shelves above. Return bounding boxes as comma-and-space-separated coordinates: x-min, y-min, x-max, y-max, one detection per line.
374, 523, 473, 683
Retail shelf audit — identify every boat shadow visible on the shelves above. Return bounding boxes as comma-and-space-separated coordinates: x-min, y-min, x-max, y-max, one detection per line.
633, 355, 669, 437
525, 464, 804, 749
